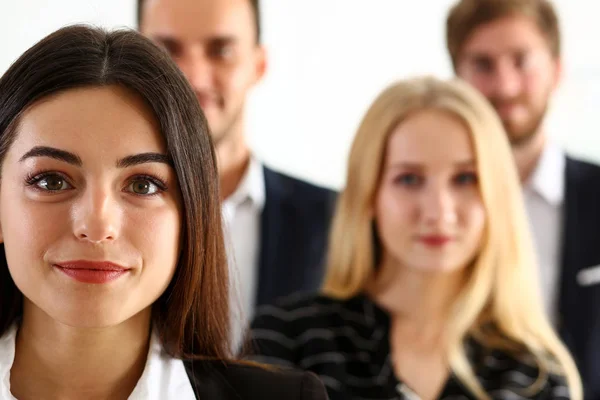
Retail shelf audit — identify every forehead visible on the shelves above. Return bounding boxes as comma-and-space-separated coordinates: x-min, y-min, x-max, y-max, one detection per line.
11, 86, 164, 158
461, 15, 550, 57
385, 110, 473, 164
141, 0, 256, 41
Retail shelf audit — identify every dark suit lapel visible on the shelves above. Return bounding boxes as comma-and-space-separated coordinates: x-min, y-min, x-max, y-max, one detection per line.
255, 167, 292, 306
558, 157, 582, 348
558, 157, 600, 395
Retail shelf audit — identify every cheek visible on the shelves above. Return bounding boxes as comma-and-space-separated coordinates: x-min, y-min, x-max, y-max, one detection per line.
219, 63, 257, 95
127, 204, 182, 282
464, 200, 486, 238
375, 189, 415, 236
2, 194, 69, 260
461, 71, 495, 98
1, 193, 71, 298
524, 70, 553, 102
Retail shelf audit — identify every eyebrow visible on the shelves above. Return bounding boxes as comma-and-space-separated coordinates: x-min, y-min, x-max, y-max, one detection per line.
19, 146, 82, 166
19, 146, 173, 168
464, 48, 529, 60
388, 160, 476, 169
117, 153, 173, 168
153, 35, 238, 46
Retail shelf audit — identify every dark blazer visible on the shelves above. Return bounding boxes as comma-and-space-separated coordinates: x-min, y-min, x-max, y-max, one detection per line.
183, 359, 329, 399
256, 166, 337, 306
250, 294, 569, 400
558, 157, 600, 400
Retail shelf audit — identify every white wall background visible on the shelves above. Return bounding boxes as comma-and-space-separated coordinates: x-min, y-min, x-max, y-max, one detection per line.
1, 1, 598, 189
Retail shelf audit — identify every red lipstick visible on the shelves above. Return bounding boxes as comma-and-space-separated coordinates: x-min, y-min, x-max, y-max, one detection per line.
419, 235, 452, 247
53, 261, 130, 284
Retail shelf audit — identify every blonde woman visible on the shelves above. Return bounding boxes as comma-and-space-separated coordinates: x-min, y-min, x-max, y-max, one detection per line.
249, 76, 581, 400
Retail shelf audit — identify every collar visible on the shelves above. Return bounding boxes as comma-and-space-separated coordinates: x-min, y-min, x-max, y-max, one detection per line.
0, 324, 196, 400
223, 156, 265, 211
525, 140, 565, 206
0, 325, 16, 400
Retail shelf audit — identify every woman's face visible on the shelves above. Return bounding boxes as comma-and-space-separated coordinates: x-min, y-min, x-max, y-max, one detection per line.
0, 85, 183, 328
375, 109, 486, 274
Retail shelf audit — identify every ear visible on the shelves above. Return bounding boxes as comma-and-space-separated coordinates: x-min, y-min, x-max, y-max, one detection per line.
252, 45, 267, 84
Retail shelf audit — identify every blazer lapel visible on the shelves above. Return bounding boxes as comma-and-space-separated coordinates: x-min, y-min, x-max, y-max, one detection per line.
255, 167, 290, 306
558, 157, 600, 395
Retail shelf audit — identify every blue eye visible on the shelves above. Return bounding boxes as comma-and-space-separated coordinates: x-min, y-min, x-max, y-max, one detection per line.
394, 174, 423, 186
454, 172, 478, 185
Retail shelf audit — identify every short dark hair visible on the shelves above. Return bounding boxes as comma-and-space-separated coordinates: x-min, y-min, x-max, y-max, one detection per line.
0, 25, 232, 360
446, 0, 560, 69
137, 0, 262, 44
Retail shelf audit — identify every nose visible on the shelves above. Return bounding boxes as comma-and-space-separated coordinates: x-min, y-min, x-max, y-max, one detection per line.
491, 60, 522, 99
420, 182, 457, 226
72, 185, 121, 243
177, 51, 214, 93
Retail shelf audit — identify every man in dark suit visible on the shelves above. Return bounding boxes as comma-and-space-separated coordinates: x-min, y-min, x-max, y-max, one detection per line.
446, 1, 600, 398
138, 0, 335, 328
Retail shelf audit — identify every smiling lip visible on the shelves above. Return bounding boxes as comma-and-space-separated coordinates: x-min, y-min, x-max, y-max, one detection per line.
419, 235, 452, 247
53, 260, 130, 284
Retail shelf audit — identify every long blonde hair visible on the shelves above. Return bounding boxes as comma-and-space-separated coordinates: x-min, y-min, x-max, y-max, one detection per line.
322, 76, 581, 400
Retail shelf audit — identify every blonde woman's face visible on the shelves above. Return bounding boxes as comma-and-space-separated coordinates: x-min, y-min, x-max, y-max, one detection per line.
374, 110, 485, 273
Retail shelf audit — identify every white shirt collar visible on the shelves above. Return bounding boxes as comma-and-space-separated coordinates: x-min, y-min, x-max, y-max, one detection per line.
525, 140, 565, 206
0, 324, 196, 400
223, 156, 265, 211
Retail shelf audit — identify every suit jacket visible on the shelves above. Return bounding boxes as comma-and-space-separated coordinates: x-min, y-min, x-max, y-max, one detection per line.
558, 157, 600, 400
183, 359, 329, 399
255, 166, 337, 306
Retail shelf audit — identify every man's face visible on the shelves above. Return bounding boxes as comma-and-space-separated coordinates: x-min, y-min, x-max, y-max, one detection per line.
140, 0, 266, 144
455, 15, 561, 146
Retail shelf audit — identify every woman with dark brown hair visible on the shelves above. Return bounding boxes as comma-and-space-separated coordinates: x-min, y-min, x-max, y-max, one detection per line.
0, 25, 327, 400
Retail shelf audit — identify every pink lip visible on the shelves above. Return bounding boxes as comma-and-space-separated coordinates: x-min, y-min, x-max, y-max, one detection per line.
419, 235, 452, 247
53, 260, 130, 284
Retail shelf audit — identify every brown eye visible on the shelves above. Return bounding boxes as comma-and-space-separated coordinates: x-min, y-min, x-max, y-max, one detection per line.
129, 179, 156, 195
126, 176, 166, 196
36, 175, 71, 191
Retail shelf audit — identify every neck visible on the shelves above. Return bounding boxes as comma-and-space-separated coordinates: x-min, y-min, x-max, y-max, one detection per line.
11, 300, 151, 400
371, 258, 466, 341
216, 125, 251, 201
512, 130, 546, 183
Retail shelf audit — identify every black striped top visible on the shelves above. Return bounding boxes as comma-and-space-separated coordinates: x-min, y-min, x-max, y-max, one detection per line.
249, 293, 570, 400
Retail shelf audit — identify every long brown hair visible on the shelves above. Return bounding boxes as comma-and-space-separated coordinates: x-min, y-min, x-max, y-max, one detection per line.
0, 25, 231, 360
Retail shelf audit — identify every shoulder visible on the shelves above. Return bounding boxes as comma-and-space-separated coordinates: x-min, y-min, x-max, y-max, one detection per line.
250, 293, 344, 344
249, 293, 382, 366
263, 165, 337, 205
470, 343, 571, 399
251, 292, 358, 333
184, 360, 328, 400
566, 155, 600, 185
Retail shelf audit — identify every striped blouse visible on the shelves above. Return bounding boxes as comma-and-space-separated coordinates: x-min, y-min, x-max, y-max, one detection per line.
249, 293, 570, 400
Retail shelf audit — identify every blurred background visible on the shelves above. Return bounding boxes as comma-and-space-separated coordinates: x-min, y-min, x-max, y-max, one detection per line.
1, 0, 596, 189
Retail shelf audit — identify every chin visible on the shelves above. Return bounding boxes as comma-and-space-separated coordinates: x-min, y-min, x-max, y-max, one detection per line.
412, 259, 465, 274
37, 299, 143, 329
55, 308, 133, 329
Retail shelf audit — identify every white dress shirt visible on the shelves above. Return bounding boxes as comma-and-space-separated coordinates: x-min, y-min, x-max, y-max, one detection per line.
221, 157, 265, 350
522, 141, 565, 325
0, 324, 196, 400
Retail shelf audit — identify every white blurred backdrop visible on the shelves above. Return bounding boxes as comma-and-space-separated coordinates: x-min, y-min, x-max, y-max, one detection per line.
1, 1, 597, 189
